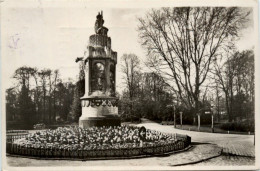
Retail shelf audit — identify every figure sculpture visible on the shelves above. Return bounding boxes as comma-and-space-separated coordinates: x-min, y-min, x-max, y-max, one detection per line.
94, 11, 108, 36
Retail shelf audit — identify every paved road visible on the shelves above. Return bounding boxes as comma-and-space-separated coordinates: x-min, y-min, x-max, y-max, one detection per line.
136, 119, 255, 157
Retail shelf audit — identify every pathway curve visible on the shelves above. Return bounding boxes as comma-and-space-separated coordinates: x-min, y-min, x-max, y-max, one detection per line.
136, 119, 255, 157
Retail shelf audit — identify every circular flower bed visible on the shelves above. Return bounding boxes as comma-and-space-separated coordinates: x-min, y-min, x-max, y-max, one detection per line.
14, 126, 176, 150
7, 126, 191, 159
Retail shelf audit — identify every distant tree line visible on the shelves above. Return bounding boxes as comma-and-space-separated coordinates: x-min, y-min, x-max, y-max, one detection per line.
213, 49, 254, 122
6, 66, 84, 129
120, 54, 184, 122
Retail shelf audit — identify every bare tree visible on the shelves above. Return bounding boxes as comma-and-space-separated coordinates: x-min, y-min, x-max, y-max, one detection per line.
121, 54, 141, 121
121, 54, 141, 100
213, 50, 235, 122
32, 68, 41, 121
13, 66, 36, 90
52, 70, 60, 122
138, 7, 250, 119
214, 49, 254, 122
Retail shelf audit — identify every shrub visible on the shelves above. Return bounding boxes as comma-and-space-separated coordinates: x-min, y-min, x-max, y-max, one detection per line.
220, 120, 254, 132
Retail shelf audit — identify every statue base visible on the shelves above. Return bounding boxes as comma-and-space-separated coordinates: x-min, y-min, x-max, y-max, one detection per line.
79, 97, 120, 128
79, 115, 121, 128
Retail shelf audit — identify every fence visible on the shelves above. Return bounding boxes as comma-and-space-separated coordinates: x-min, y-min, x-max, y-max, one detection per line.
6, 140, 190, 159
6, 130, 191, 159
7, 130, 29, 134
6, 130, 29, 143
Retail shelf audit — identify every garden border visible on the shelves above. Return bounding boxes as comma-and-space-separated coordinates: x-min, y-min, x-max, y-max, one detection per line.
6, 130, 191, 160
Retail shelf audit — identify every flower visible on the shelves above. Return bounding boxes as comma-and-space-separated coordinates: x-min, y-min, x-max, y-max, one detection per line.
13, 126, 175, 150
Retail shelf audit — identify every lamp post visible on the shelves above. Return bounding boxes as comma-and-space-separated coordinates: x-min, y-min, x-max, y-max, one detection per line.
210, 105, 214, 133
197, 113, 200, 131
211, 111, 214, 133
180, 112, 183, 129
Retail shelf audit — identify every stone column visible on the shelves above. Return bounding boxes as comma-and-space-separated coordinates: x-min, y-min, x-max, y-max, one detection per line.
84, 63, 89, 96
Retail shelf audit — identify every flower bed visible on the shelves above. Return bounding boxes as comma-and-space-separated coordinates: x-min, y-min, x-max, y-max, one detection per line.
6, 126, 191, 159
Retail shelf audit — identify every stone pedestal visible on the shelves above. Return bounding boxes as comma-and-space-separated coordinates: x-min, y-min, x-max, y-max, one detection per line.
77, 11, 121, 128
79, 116, 121, 128
79, 97, 120, 128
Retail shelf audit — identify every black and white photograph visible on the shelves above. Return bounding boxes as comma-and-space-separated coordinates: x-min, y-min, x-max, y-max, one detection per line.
1, 0, 259, 170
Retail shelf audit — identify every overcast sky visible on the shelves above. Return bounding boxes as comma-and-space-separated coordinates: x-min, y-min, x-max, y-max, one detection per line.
1, 2, 255, 93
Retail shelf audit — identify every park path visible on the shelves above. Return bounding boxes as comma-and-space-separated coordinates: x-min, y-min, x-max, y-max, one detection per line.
136, 119, 255, 157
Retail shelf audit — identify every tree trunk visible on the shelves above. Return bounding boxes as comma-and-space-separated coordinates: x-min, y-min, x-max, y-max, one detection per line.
230, 87, 234, 122
197, 114, 200, 131
43, 91, 46, 123
173, 106, 176, 128
225, 94, 231, 122
49, 97, 51, 123
53, 94, 56, 123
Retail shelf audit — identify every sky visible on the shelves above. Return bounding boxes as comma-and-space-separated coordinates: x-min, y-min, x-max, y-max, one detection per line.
1, 5, 150, 92
1, 1, 256, 94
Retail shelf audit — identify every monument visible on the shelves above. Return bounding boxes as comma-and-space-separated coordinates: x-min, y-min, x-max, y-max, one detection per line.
76, 11, 121, 128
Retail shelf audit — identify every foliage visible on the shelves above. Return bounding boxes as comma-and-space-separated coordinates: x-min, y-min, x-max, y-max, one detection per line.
69, 85, 82, 122
6, 88, 18, 121
17, 84, 35, 128
220, 120, 254, 132
69, 62, 85, 122
119, 68, 174, 121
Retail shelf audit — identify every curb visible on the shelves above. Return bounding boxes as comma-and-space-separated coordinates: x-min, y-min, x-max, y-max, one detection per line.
170, 148, 223, 166
221, 151, 255, 158
6, 145, 193, 161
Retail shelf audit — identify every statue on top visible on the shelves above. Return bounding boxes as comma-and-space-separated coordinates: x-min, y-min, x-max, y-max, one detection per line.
95, 11, 108, 36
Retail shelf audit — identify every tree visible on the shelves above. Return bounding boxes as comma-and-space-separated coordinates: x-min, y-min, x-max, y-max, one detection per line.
6, 88, 18, 121
121, 54, 141, 100
56, 82, 66, 120
119, 70, 173, 122
12, 66, 37, 125
138, 7, 251, 120
214, 49, 254, 122
121, 54, 141, 121
38, 69, 51, 123
141, 72, 173, 121
31, 68, 41, 121
18, 84, 35, 127
69, 61, 85, 122
8, 66, 76, 127
51, 70, 60, 122
13, 66, 37, 90
69, 86, 81, 122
